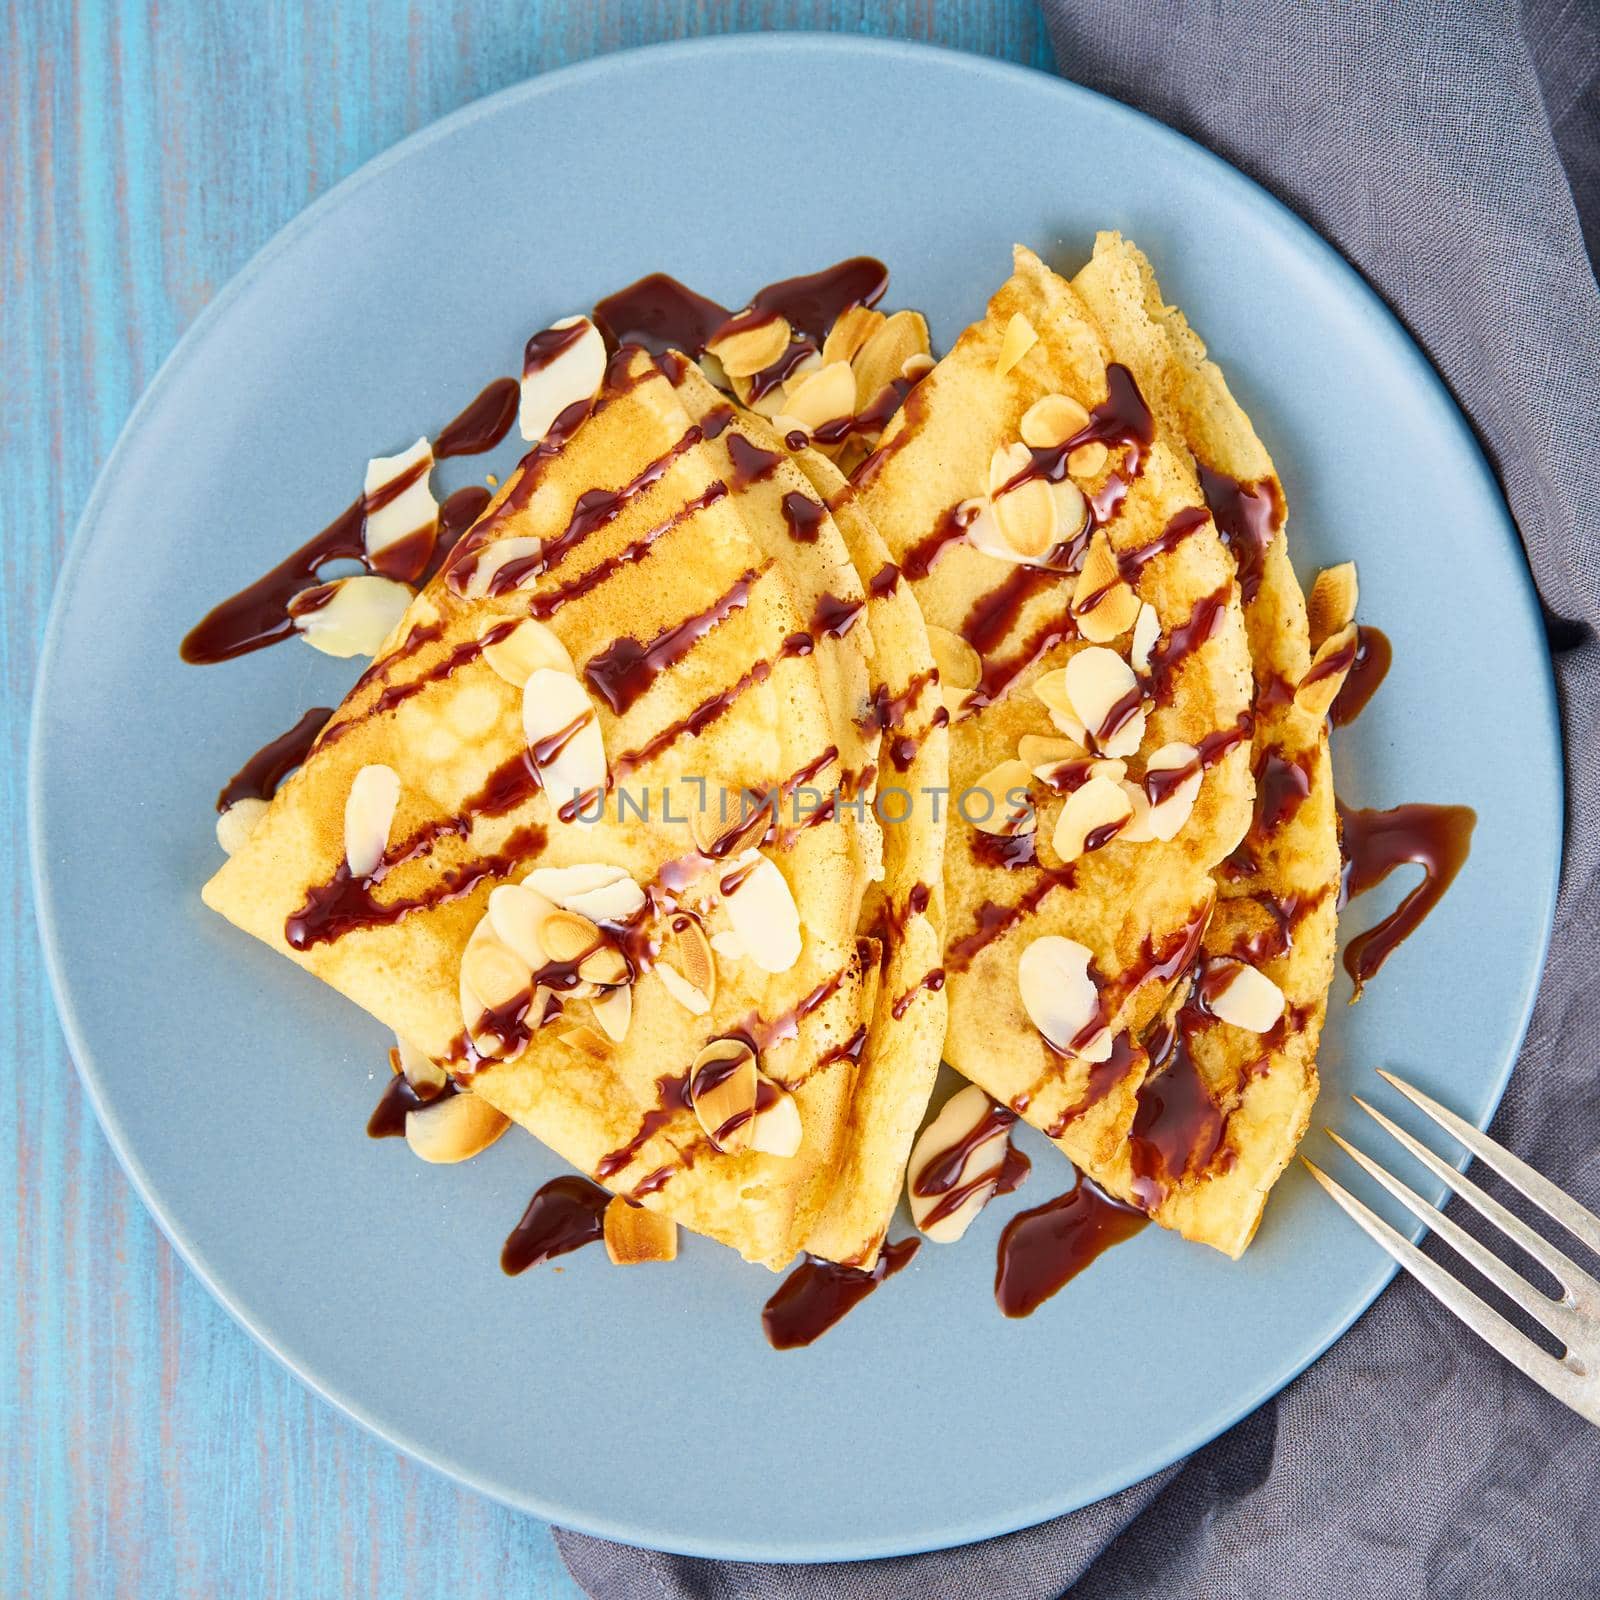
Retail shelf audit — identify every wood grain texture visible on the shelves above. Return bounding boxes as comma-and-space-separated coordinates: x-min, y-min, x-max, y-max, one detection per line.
3, 3, 1053, 1596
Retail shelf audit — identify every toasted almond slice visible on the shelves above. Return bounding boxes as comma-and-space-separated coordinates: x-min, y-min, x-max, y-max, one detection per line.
461, 927, 531, 1011
988, 443, 1058, 560
1307, 561, 1359, 651
520, 315, 605, 443
540, 909, 602, 965
289, 574, 413, 658
343, 764, 400, 877
1017, 936, 1112, 1061
483, 617, 574, 688
721, 851, 802, 974
656, 961, 712, 1016
661, 917, 716, 1009
487, 881, 558, 967
967, 758, 1036, 836
709, 928, 746, 961
1019, 393, 1090, 450
1034, 755, 1126, 794
1052, 773, 1133, 862
689, 1038, 758, 1154
523, 668, 607, 808
578, 943, 629, 987
906, 1084, 1011, 1243
1072, 534, 1140, 643
1017, 732, 1086, 768
749, 1076, 803, 1159
900, 352, 935, 382
927, 625, 981, 702
526, 863, 645, 924
458, 534, 544, 602
1130, 601, 1161, 679
555, 1022, 610, 1057
706, 311, 792, 378
695, 350, 731, 391
688, 789, 771, 859
215, 797, 269, 856
1065, 646, 1146, 758
1295, 621, 1360, 720
995, 313, 1038, 377
1140, 742, 1203, 841
1033, 668, 1088, 744
780, 360, 857, 435
393, 1032, 448, 1095
362, 437, 438, 577
405, 1092, 509, 1164
1067, 441, 1110, 480
964, 494, 1033, 566
1050, 476, 1091, 541
1204, 959, 1287, 1032
822, 304, 884, 366
851, 310, 930, 413
590, 984, 632, 1043
603, 1197, 678, 1265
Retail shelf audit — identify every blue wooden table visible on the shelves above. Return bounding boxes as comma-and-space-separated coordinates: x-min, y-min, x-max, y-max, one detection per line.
3, 4, 1055, 1593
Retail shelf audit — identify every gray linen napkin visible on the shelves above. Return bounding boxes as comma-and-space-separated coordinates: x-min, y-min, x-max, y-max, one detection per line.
559, 3, 1600, 1593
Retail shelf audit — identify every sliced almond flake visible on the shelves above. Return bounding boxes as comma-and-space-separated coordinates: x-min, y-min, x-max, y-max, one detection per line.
1051, 774, 1134, 862
590, 984, 632, 1043
1017, 936, 1112, 1061
405, 1092, 509, 1165
343, 764, 400, 877
459, 535, 544, 603
1140, 742, 1203, 842
661, 917, 716, 1009
483, 618, 574, 688
555, 1023, 610, 1057
963, 494, 1032, 567
1065, 646, 1146, 758
539, 908, 602, 965
215, 797, 269, 857
988, 443, 1058, 560
688, 1038, 758, 1155
523, 667, 607, 814
1034, 755, 1126, 794
1067, 441, 1110, 480
394, 1032, 448, 1095
1033, 668, 1088, 745
487, 882, 558, 967
578, 943, 629, 987
1019, 393, 1090, 450
906, 1084, 1011, 1243
1017, 732, 1086, 768
968, 758, 1037, 837
1307, 562, 1359, 652
721, 850, 802, 974
1295, 621, 1360, 720
696, 350, 731, 391
525, 863, 645, 924
927, 625, 981, 692
709, 928, 746, 962
851, 310, 929, 413
900, 352, 935, 382
995, 313, 1038, 378
779, 360, 858, 436
363, 437, 438, 571
520, 315, 606, 443
1205, 959, 1287, 1032
822, 304, 885, 367
289, 574, 413, 658
603, 1197, 678, 1265
657, 961, 712, 1016
461, 925, 532, 1010
1072, 534, 1140, 643
706, 312, 792, 378
749, 1076, 802, 1159
1130, 602, 1161, 680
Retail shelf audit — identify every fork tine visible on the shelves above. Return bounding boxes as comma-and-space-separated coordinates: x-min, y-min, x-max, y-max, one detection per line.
1352, 1097, 1600, 1312
1327, 1130, 1587, 1347
1301, 1159, 1582, 1405
1378, 1071, 1600, 1258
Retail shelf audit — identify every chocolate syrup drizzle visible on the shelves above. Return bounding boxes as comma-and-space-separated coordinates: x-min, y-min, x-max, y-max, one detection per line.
501, 1176, 612, 1274
216, 706, 331, 811
994, 1175, 1146, 1318
761, 1237, 919, 1350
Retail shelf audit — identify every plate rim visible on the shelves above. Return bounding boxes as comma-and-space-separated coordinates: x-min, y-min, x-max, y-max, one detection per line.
27, 30, 1564, 1561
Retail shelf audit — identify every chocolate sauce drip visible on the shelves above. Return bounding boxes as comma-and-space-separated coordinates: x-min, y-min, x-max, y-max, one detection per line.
724, 431, 785, 489
216, 707, 332, 811
594, 274, 731, 357
436, 485, 493, 554
1195, 713, 1255, 769
182, 499, 366, 663
367, 1068, 458, 1137
971, 829, 1040, 871
858, 670, 937, 736
811, 592, 865, 639
815, 1024, 868, 1072
960, 566, 1063, 659
1046, 1032, 1140, 1136
524, 321, 589, 379
994, 1175, 1146, 1317
851, 379, 933, 491
1197, 464, 1283, 604
612, 659, 774, 779
1128, 1003, 1225, 1210
761, 1237, 918, 1350
890, 967, 945, 1020
902, 501, 979, 581
434, 378, 521, 459
781, 491, 826, 543
964, 610, 1079, 715
1330, 625, 1392, 728
501, 1175, 612, 1274
1118, 506, 1211, 579
867, 561, 901, 599
583, 565, 764, 714
1000, 364, 1155, 498
1255, 749, 1313, 836
285, 823, 545, 951
946, 869, 1075, 973
1150, 587, 1229, 699
1338, 800, 1476, 998
913, 1102, 1017, 1199
748, 257, 889, 343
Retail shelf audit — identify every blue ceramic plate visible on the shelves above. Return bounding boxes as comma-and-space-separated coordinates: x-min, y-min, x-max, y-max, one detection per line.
30, 35, 1560, 1561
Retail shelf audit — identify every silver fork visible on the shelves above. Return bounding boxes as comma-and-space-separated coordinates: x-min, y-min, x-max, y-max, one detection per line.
1303, 1070, 1600, 1425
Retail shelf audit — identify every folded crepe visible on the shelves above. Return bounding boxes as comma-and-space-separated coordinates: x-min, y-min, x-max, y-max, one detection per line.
203, 340, 947, 1271
860, 242, 1339, 1255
